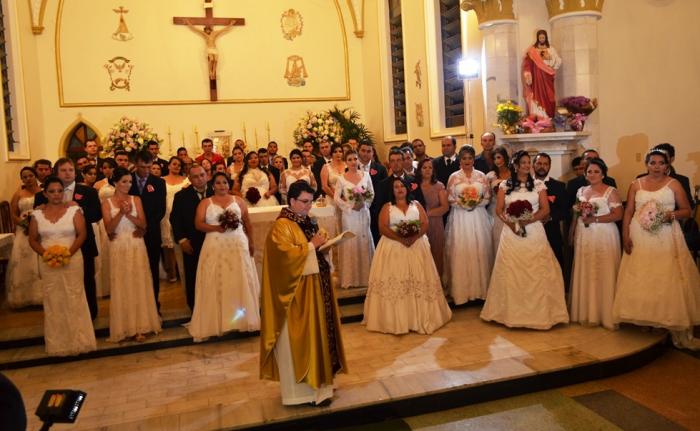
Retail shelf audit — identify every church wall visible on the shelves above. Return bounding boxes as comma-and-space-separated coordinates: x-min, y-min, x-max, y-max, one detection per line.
1, 0, 369, 201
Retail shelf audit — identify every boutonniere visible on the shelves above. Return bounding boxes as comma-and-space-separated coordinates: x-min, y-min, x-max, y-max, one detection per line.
547, 195, 556, 203
146, 185, 155, 193
74, 193, 83, 201
410, 183, 418, 191
370, 168, 378, 175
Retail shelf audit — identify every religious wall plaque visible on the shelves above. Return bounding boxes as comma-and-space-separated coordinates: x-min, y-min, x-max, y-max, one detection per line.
104, 56, 133, 91
284, 55, 308, 87
280, 9, 303, 41
112, 7, 133, 41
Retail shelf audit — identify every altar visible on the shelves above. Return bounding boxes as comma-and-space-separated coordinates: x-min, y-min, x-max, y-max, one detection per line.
248, 204, 338, 279
499, 131, 591, 179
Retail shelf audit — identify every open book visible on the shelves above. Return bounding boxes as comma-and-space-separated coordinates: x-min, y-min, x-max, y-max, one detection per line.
318, 230, 356, 252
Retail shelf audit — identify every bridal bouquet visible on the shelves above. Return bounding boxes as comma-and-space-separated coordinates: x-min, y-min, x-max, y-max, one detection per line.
393, 220, 421, 238
505, 200, 534, 237
218, 209, 240, 231
573, 200, 599, 228
637, 200, 666, 234
245, 187, 262, 205
17, 210, 32, 235
42, 245, 71, 268
458, 186, 481, 211
346, 185, 373, 203
293, 110, 342, 147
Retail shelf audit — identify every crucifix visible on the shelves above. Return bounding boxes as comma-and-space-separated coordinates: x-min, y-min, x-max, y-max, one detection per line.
173, 0, 245, 101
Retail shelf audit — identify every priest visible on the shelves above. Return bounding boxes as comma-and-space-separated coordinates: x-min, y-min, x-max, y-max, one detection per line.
259, 180, 347, 406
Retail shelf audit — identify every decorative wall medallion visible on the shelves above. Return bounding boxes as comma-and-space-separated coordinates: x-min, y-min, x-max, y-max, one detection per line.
112, 6, 134, 41
280, 9, 303, 41
104, 56, 133, 90
284, 55, 308, 87
414, 60, 422, 89
415, 103, 424, 127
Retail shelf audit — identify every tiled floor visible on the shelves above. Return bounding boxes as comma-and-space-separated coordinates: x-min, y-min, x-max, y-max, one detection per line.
3, 307, 664, 431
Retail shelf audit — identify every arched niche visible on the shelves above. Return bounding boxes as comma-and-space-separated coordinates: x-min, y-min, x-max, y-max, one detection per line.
59, 116, 104, 159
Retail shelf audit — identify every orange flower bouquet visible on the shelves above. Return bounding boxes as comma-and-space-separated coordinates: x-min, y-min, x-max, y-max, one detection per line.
42, 245, 71, 268
458, 186, 481, 211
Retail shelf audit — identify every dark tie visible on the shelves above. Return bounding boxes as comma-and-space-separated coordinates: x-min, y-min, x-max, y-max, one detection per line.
446, 158, 452, 167
138, 177, 146, 194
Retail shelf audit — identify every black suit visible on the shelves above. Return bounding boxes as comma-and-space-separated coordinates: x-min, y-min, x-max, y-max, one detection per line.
363, 162, 389, 244
170, 185, 212, 310
542, 177, 567, 276
312, 157, 331, 199
474, 152, 492, 175
129, 174, 166, 309
34, 183, 102, 319
370, 173, 416, 245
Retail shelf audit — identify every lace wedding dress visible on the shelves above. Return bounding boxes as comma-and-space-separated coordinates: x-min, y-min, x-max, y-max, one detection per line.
569, 186, 622, 329
34, 205, 96, 356
107, 196, 161, 342
613, 179, 700, 348
5, 196, 42, 307
363, 202, 452, 334
187, 199, 260, 341
241, 168, 279, 207
95, 184, 115, 297
444, 169, 494, 304
481, 180, 569, 329
333, 172, 375, 288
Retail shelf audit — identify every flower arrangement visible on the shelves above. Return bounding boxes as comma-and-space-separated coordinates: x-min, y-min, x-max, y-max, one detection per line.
573, 200, 599, 228
496, 100, 523, 135
637, 200, 666, 234
218, 209, 240, 231
558, 96, 598, 131
42, 245, 71, 268
245, 187, 262, 205
104, 116, 162, 155
346, 185, 373, 203
519, 116, 553, 134
505, 200, 533, 237
458, 186, 481, 211
328, 106, 374, 145
293, 110, 343, 148
393, 220, 421, 238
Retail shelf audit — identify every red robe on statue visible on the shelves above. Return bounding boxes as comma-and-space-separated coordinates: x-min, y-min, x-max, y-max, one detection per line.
522, 46, 558, 119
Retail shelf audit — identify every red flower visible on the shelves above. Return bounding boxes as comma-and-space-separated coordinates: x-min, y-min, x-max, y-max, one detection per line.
146, 185, 154, 192
410, 183, 417, 191
547, 195, 556, 203
245, 187, 262, 205
370, 168, 378, 175
506, 200, 533, 219
74, 193, 83, 201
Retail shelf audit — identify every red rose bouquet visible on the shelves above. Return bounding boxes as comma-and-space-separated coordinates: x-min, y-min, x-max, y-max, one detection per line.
393, 220, 421, 238
218, 209, 240, 231
245, 187, 261, 205
505, 200, 534, 237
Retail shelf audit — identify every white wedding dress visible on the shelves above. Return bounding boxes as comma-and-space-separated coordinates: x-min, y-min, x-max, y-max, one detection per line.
95, 184, 115, 297
333, 172, 375, 288
485, 171, 506, 253
187, 200, 261, 341
280, 167, 314, 204
241, 168, 279, 207
613, 180, 700, 333
5, 196, 42, 307
107, 197, 161, 342
481, 180, 569, 329
363, 202, 452, 334
569, 186, 622, 329
34, 206, 96, 356
161, 179, 190, 248
444, 169, 494, 304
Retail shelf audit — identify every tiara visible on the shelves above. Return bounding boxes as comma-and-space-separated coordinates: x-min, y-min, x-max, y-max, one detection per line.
647, 148, 668, 156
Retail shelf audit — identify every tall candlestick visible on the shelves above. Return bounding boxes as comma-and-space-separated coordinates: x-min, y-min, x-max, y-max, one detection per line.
254, 128, 258, 148
167, 127, 172, 156
194, 126, 199, 146
242, 122, 247, 145
266, 122, 271, 143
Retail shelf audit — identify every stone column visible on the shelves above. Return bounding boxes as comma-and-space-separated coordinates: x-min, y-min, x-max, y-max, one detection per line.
547, 0, 605, 149
461, 0, 518, 135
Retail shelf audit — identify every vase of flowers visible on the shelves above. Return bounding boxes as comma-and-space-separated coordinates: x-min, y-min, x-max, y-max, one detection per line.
293, 110, 343, 148
558, 96, 598, 132
496, 100, 523, 135
104, 116, 161, 156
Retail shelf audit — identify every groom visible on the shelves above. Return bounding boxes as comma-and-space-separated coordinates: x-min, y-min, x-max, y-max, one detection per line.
170, 164, 212, 311
34, 158, 102, 319
130, 149, 166, 310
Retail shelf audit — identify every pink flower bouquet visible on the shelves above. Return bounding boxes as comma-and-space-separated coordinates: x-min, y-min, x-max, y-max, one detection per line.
573, 200, 599, 228
637, 200, 666, 234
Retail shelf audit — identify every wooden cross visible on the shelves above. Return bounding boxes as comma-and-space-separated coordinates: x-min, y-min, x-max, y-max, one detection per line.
173, 0, 245, 101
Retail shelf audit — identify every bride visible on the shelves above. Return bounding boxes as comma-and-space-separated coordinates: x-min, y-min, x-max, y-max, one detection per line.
234, 151, 279, 207
188, 172, 260, 341
279, 149, 317, 204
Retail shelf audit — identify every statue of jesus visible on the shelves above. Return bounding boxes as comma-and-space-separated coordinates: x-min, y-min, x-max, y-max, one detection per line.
522, 29, 562, 119
184, 19, 235, 80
